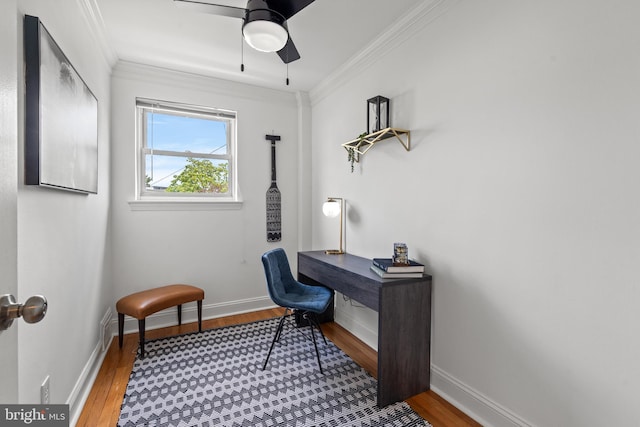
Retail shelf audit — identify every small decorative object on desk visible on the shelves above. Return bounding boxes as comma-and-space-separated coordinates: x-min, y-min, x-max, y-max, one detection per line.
393, 242, 409, 265
372, 243, 424, 279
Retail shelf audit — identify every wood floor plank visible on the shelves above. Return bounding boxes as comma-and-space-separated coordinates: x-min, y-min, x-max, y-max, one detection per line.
77, 308, 479, 426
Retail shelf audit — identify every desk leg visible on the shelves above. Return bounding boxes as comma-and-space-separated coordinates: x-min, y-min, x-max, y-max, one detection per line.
377, 279, 432, 407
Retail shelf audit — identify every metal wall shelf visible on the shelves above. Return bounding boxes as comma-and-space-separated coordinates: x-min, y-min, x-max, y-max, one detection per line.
341, 127, 410, 162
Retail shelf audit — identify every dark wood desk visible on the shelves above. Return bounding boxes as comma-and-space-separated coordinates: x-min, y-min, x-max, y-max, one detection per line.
297, 251, 432, 407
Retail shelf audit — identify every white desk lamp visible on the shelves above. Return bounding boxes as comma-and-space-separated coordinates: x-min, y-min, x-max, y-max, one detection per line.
322, 197, 344, 255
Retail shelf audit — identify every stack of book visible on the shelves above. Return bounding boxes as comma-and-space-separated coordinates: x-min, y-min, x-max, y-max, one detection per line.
370, 258, 425, 278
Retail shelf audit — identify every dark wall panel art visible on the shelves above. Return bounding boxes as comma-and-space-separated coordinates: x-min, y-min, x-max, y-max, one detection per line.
24, 14, 98, 194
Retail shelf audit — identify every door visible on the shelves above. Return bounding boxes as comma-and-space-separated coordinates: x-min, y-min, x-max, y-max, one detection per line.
0, 0, 19, 404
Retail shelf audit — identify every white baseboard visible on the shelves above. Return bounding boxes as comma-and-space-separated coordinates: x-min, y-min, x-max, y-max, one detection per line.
67, 335, 111, 427
430, 364, 533, 427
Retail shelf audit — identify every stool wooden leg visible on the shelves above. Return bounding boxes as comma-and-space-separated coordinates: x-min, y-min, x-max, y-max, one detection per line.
138, 319, 146, 359
197, 300, 202, 332
118, 313, 124, 348
177, 304, 182, 325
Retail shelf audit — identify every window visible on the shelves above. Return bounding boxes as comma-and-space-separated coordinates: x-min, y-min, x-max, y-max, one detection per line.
136, 99, 237, 202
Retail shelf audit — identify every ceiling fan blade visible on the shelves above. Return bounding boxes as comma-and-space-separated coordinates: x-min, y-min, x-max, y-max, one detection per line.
277, 36, 300, 63
270, 0, 315, 19
174, 0, 246, 19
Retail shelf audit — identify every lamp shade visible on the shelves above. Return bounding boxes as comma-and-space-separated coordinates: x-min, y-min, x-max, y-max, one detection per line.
242, 10, 288, 52
322, 200, 341, 218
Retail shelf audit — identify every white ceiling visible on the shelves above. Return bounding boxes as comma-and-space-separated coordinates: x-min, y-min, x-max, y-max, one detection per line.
92, 0, 425, 92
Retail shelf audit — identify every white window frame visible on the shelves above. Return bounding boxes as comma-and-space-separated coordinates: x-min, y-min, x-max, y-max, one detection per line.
131, 98, 240, 210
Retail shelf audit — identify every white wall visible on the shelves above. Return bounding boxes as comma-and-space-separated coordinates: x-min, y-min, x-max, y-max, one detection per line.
16, 0, 113, 417
110, 62, 300, 329
310, 0, 640, 425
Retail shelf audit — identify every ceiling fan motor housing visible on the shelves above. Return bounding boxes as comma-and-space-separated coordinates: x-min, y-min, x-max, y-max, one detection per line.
174, 0, 312, 62
242, 0, 289, 52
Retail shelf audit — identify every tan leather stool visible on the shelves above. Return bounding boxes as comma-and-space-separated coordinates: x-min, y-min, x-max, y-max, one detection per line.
116, 284, 204, 358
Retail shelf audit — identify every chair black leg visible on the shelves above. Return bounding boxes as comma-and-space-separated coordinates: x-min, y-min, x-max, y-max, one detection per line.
308, 314, 323, 374
263, 310, 326, 374
307, 313, 327, 345
177, 304, 182, 325
262, 312, 288, 370
274, 314, 287, 343
197, 300, 202, 332
273, 308, 291, 343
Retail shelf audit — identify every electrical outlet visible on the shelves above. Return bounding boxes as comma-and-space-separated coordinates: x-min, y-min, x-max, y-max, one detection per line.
41, 375, 50, 404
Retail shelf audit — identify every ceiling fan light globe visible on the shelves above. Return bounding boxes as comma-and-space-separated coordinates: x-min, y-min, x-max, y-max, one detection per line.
243, 20, 288, 52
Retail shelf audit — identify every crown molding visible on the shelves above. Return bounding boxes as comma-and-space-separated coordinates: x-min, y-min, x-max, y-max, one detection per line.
112, 60, 297, 105
76, 0, 119, 69
308, 0, 458, 106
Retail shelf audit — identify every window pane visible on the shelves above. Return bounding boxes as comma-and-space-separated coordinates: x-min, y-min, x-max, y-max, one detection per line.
146, 112, 228, 155
145, 154, 229, 194
137, 98, 237, 201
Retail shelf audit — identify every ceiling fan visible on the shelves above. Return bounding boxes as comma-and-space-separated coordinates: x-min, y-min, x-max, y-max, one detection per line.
174, 0, 315, 64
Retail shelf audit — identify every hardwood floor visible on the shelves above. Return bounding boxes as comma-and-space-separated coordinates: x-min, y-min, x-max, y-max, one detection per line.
77, 308, 480, 427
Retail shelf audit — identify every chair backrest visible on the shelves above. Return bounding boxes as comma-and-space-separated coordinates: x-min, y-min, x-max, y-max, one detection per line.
261, 248, 298, 307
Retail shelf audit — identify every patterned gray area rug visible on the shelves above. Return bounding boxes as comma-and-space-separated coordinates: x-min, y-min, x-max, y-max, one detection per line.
118, 317, 431, 427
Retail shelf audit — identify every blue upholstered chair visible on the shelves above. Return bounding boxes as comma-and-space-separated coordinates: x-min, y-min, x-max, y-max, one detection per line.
261, 248, 333, 373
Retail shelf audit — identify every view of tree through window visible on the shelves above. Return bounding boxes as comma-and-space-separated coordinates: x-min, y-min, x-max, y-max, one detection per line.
166, 158, 228, 193
137, 99, 236, 198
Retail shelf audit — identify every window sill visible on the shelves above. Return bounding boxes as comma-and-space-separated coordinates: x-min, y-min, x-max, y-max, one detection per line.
128, 199, 243, 211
